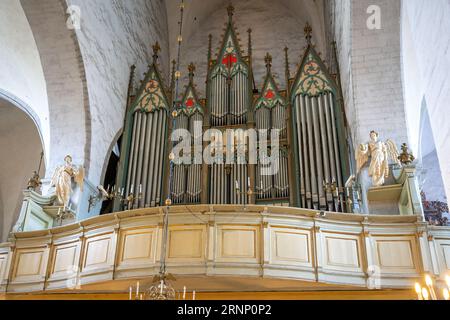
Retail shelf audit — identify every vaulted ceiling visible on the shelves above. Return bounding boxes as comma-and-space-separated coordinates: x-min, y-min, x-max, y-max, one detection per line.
164, 0, 326, 95
165, 0, 326, 55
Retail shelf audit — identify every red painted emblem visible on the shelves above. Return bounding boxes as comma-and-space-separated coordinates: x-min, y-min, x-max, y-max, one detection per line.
222, 53, 238, 67
185, 98, 195, 108
264, 89, 275, 100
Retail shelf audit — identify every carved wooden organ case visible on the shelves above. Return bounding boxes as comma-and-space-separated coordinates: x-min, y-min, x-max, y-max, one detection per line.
115, 6, 350, 212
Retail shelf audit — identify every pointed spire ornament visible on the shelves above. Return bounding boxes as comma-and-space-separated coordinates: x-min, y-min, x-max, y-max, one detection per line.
227, 3, 235, 21
265, 52, 272, 71
247, 28, 252, 60
304, 22, 312, 44
284, 46, 290, 84
152, 42, 161, 63
188, 63, 195, 84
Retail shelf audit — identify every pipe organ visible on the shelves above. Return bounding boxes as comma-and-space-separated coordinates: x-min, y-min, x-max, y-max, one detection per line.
290, 39, 348, 211
114, 5, 350, 213
114, 44, 170, 210
172, 64, 203, 204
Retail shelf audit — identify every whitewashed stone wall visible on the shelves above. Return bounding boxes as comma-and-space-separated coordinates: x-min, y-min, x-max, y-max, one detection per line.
0, 101, 44, 242
0, 0, 49, 160
325, 0, 409, 213
401, 0, 450, 202
175, 0, 326, 97
66, 0, 170, 184
21, 0, 88, 180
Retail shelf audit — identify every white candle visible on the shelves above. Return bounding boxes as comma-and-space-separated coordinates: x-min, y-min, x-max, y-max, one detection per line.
139, 184, 142, 193
160, 280, 164, 295
248, 177, 251, 188
183, 286, 186, 300
136, 281, 139, 296
235, 180, 239, 190
443, 288, 450, 301
121, 188, 125, 196
414, 283, 423, 300
425, 275, 437, 300
129, 286, 132, 300
422, 287, 429, 300
140, 294, 143, 301
193, 290, 196, 300
131, 184, 134, 194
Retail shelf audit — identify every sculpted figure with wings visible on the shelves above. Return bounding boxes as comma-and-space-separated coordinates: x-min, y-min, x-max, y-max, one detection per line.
356, 131, 401, 187
51, 155, 84, 209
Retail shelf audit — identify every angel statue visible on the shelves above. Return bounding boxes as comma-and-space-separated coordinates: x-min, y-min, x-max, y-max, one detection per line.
51, 155, 84, 210
356, 131, 401, 187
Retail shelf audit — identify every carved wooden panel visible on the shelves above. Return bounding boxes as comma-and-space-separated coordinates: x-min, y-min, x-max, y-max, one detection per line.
217, 225, 260, 263
117, 228, 157, 266
11, 248, 48, 282
0, 253, 7, 282
82, 233, 114, 272
442, 244, 450, 269
270, 227, 311, 266
374, 236, 419, 273
50, 242, 81, 278
167, 226, 206, 261
323, 234, 361, 270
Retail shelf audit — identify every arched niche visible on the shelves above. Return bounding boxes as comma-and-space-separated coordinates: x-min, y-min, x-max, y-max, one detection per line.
0, 98, 45, 241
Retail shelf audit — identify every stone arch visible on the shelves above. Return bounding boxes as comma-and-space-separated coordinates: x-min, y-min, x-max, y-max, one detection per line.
0, 96, 46, 241
20, 0, 91, 180
100, 128, 124, 187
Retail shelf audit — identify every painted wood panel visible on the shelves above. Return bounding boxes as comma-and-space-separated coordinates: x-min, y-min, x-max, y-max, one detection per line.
52, 244, 79, 275
167, 226, 206, 261
373, 236, 420, 274
324, 236, 360, 268
270, 228, 311, 265
82, 233, 115, 272
217, 225, 260, 263
118, 228, 156, 265
11, 248, 48, 282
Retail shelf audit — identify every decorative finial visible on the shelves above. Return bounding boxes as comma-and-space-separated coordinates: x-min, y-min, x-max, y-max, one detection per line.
152, 42, 161, 63
247, 28, 252, 61
207, 34, 212, 61
304, 22, 312, 44
398, 143, 415, 166
188, 62, 195, 83
284, 46, 290, 84
227, 3, 235, 20
264, 53, 272, 71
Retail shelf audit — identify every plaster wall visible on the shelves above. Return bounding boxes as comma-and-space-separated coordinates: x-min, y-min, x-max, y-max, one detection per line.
0, 0, 49, 161
400, 0, 450, 202
67, 0, 170, 184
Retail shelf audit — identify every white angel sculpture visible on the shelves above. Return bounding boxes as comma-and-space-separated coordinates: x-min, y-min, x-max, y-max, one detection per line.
356, 131, 401, 187
51, 155, 84, 209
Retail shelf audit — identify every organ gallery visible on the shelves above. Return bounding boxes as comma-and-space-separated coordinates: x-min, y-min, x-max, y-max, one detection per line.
0, 1, 449, 302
